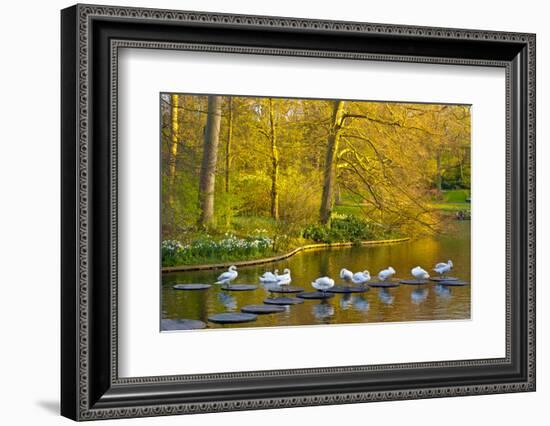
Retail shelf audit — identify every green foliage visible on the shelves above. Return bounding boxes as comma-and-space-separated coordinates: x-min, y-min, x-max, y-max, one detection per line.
232, 174, 271, 217
161, 171, 200, 235
213, 190, 242, 230
302, 215, 380, 244
231, 216, 277, 236
161, 95, 471, 266
442, 189, 470, 203
161, 234, 274, 267
430, 190, 471, 215
278, 168, 322, 226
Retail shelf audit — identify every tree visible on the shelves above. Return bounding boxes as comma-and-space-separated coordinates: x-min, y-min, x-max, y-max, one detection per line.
168, 94, 179, 208
319, 101, 345, 224
268, 98, 280, 220
162, 93, 471, 242
225, 97, 233, 194
198, 95, 223, 227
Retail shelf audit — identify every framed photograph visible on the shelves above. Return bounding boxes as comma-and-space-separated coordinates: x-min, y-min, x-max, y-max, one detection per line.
61, 4, 536, 421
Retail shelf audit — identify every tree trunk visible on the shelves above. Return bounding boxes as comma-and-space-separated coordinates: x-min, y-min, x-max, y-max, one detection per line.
225, 97, 233, 194
198, 95, 223, 227
268, 98, 279, 220
319, 101, 345, 224
335, 183, 342, 205
436, 149, 442, 191
168, 94, 179, 208
224, 98, 234, 226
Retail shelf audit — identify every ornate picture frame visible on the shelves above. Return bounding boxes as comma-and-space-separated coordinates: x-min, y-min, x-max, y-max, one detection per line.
61, 4, 535, 420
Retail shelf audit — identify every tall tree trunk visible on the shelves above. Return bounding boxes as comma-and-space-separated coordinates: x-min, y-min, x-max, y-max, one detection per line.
458, 146, 466, 185
320, 101, 345, 224
168, 94, 179, 209
224, 97, 234, 226
435, 149, 442, 191
198, 95, 222, 227
268, 98, 279, 220
225, 97, 233, 194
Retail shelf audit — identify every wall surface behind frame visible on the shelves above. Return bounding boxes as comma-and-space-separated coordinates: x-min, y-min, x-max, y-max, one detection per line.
0, 0, 546, 425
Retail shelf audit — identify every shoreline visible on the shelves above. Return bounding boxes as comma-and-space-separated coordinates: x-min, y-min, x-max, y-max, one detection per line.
162, 237, 410, 273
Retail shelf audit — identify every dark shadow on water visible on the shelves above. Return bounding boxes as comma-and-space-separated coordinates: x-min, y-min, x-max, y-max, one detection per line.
35, 400, 59, 415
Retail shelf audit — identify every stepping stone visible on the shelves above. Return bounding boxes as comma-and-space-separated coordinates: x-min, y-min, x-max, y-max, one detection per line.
267, 285, 304, 294
439, 280, 469, 286
161, 319, 207, 331
241, 304, 286, 314
264, 297, 304, 305
172, 283, 211, 290
297, 291, 334, 300
208, 313, 258, 324
399, 279, 429, 285
221, 284, 258, 291
430, 277, 460, 282
327, 285, 370, 293
369, 281, 400, 288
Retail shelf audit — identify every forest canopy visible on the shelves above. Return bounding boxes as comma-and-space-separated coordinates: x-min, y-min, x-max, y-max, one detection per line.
160, 94, 470, 266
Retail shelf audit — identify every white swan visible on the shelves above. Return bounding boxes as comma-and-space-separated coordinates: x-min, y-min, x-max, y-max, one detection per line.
276, 268, 291, 285
215, 265, 238, 284
259, 269, 279, 283
312, 276, 335, 293
433, 260, 453, 277
351, 270, 371, 285
378, 266, 396, 281
411, 266, 430, 280
340, 268, 353, 281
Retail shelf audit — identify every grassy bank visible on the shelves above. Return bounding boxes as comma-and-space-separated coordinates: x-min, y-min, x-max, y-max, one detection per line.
430, 189, 470, 214
162, 190, 469, 268
162, 214, 399, 267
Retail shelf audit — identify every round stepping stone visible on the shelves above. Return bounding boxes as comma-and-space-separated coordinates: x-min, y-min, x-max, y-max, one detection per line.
161, 319, 207, 330
208, 313, 258, 324
297, 291, 334, 300
267, 285, 304, 294
241, 304, 286, 314
327, 285, 370, 293
264, 297, 304, 305
221, 284, 258, 291
172, 283, 211, 290
399, 279, 429, 285
369, 281, 400, 288
430, 277, 459, 282
439, 280, 469, 286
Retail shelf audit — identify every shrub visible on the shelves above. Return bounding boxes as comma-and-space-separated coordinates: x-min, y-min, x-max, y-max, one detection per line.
302, 215, 377, 243
161, 235, 274, 266
302, 223, 331, 243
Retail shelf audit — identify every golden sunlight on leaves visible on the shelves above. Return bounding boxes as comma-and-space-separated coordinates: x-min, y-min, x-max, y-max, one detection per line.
160, 94, 470, 266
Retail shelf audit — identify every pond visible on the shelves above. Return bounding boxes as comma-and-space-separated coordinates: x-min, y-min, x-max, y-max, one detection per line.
161, 221, 470, 330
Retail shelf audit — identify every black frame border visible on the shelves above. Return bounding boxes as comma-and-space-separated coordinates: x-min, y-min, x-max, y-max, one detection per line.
61, 4, 535, 421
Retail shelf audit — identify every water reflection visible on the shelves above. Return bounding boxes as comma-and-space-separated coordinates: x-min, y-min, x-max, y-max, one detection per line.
352, 295, 370, 312
217, 292, 237, 311
312, 302, 335, 320
411, 288, 429, 304
434, 284, 452, 299
339, 294, 353, 310
162, 222, 470, 329
378, 288, 395, 305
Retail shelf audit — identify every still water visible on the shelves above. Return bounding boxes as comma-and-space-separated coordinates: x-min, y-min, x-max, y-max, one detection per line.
161, 222, 470, 330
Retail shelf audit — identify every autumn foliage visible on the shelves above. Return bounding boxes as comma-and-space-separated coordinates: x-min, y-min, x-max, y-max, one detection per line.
161, 94, 470, 264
